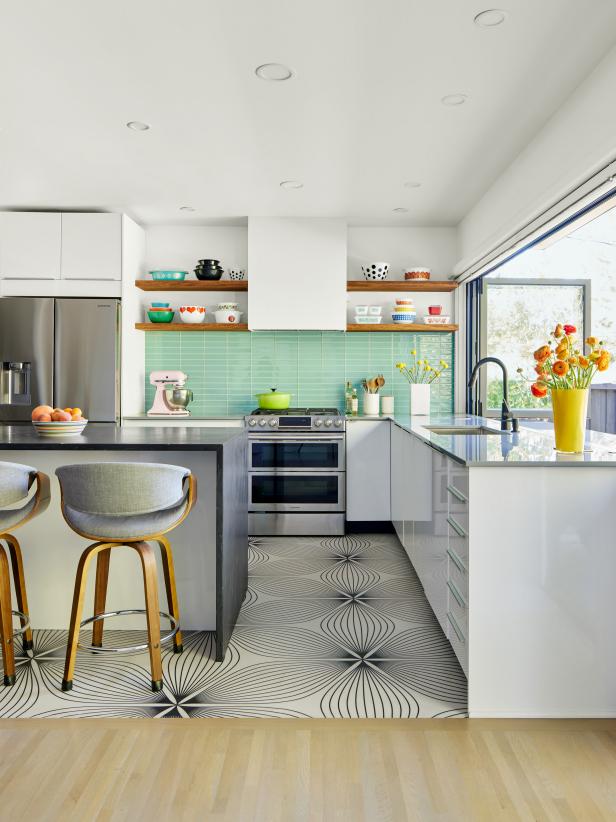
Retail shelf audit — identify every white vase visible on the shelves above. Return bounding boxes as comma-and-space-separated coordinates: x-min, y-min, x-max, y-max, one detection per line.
363, 393, 380, 416
410, 383, 430, 416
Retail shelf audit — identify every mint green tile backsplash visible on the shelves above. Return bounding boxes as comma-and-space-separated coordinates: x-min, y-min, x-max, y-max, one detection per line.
145, 332, 454, 415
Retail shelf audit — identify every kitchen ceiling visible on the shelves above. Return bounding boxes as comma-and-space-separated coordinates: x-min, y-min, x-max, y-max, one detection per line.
1, 0, 616, 227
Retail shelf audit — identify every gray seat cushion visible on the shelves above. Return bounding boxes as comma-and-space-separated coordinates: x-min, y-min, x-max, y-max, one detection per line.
63, 493, 190, 540
0, 495, 36, 533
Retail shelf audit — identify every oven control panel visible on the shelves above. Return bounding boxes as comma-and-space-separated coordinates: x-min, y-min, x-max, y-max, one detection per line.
245, 414, 345, 431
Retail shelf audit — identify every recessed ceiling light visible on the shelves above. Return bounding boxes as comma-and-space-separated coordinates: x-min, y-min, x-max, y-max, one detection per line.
255, 63, 294, 81
393, 207, 409, 213
280, 180, 304, 189
441, 94, 468, 106
474, 9, 507, 27
126, 120, 150, 131
179, 206, 195, 212
404, 181, 422, 189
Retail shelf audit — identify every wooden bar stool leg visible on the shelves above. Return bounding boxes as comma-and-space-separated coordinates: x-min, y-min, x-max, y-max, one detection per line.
156, 536, 183, 653
133, 541, 163, 692
92, 548, 111, 648
0, 544, 15, 686
62, 542, 107, 692
4, 534, 33, 652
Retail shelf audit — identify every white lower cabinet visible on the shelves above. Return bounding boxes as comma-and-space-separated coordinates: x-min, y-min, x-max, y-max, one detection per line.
390, 422, 469, 675
346, 420, 391, 521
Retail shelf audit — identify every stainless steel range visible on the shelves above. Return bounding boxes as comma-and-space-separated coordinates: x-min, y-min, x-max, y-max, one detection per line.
245, 408, 346, 536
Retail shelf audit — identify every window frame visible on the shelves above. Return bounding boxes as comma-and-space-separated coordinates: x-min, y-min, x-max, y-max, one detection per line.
479, 277, 591, 419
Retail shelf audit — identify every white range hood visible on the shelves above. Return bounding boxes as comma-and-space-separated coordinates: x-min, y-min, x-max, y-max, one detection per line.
248, 217, 347, 330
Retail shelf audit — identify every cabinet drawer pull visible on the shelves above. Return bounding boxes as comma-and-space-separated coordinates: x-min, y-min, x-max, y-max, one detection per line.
447, 515, 467, 538
447, 580, 467, 608
447, 483, 468, 503
447, 611, 466, 644
447, 547, 467, 574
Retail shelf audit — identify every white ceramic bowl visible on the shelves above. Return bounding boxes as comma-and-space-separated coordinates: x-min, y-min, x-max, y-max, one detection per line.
179, 305, 206, 323
217, 302, 238, 311
33, 419, 88, 437
228, 269, 245, 280
355, 305, 369, 315
354, 315, 382, 324
214, 309, 243, 324
362, 262, 389, 281
391, 313, 417, 323
368, 305, 383, 316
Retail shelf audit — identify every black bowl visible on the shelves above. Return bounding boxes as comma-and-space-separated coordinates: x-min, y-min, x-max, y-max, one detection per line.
195, 269, 223, 280
196, 264, 223, 271
195, 267, 224, 275
197, 259, 220, 265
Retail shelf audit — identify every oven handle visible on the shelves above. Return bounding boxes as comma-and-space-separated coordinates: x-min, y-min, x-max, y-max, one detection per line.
249, 437, 345, 443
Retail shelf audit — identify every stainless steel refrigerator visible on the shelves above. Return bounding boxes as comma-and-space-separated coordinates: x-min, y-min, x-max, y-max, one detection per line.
0, 298, 120, 423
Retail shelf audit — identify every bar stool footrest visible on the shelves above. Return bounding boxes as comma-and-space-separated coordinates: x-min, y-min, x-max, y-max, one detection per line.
77, 609, 179, 655
12, 609, 31, 639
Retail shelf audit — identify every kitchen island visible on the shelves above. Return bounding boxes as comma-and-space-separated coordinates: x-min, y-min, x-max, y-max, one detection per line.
385, 414, 616, 717
0, 424, 248, 660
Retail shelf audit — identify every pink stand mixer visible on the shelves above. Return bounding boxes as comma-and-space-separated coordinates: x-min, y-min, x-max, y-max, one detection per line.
147, 370, 193, 416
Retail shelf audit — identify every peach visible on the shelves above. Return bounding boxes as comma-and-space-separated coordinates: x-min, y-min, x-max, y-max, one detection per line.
51, 410, 72, 422
37, 413, 52, 422
31, 405, 53, 421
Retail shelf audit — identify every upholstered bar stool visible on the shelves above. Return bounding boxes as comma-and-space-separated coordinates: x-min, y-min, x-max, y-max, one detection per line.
56, 462, 196, 692
0, 462, 50, 685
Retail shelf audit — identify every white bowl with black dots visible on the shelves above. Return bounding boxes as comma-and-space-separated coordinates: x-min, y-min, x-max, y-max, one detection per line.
228, 268, 245, 280
361, 262, 389, 281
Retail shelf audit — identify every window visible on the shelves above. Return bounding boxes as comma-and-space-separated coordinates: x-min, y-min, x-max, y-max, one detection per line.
480, 278, 589, 415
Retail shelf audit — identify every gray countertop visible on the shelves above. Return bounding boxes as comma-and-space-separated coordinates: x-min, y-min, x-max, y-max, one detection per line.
0, 423, 245, 450
349, 413, 616, 466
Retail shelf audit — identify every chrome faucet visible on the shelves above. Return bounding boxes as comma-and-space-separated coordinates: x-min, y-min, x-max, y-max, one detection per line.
468, 356, 519, 432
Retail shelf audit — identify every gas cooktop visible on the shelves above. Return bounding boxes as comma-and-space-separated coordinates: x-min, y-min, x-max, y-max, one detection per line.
245, 407, 345, 431
250, 407, 340, 416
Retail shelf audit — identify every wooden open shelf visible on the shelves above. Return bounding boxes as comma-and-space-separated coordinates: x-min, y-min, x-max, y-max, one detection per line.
347, 281, 458, 292
135, 323, 249, 332
347, 323, 458, 332
136, 280, 248, 291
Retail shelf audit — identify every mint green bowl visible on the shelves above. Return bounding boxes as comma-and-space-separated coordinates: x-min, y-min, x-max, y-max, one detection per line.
147, 310, 174, 323
150, 271, 188, 281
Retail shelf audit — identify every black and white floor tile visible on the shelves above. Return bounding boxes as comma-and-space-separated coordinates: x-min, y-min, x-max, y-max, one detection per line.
0, 534, 467, 718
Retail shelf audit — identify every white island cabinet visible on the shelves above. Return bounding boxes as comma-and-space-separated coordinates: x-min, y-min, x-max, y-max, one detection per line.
390, 416, 616, 717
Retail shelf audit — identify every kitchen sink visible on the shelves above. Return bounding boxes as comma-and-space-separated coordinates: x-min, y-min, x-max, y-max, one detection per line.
425, 425, 506, 436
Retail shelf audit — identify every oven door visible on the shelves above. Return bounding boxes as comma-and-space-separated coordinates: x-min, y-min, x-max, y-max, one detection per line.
249, 470, 345, 512
248, 435, 345, 472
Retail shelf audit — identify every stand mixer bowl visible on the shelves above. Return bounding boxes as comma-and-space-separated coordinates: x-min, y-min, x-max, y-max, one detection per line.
164, 388, 193, 412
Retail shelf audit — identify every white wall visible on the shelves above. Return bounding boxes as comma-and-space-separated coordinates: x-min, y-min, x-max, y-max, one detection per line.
458, 44, 616, 272
145, 225, 248, 273
347, 226, 458, 320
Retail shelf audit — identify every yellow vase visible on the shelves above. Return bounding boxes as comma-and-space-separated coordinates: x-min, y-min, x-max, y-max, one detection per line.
550, 388, 589, 453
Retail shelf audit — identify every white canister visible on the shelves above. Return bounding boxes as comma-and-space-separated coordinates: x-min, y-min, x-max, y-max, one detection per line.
381, 396, 394, 415
363, 393, 380, 416
410, 384, 430, 415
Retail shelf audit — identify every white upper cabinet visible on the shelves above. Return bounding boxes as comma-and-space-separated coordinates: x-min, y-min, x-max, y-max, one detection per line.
61, 213, 122, 280
248, 217, 347, 330
0, 212, 62, 279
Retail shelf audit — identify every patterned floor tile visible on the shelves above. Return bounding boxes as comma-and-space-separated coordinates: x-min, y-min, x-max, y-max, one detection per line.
0, 534, 467, 718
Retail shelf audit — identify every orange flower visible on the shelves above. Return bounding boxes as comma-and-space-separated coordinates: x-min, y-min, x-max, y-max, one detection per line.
567, 357, 579, 366
534, 364, 545, 375
578, 355, 590, 368
552, 360, 569, 377
531, 382, 548, 398
533, 345, 551, 363
586, 336, 598, 348
555, 345, 568, 361
553, 324, 563, 338
598, 351, 611, 372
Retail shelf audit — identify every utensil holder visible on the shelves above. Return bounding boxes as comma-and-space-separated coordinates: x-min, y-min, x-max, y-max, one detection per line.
363, 393, 380, 416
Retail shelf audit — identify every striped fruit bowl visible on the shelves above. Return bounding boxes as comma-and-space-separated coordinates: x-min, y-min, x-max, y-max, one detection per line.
32, 419, 88, 437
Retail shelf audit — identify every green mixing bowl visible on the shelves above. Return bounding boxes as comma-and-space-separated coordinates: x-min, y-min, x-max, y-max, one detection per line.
147, 310, 175, 323
255, 389, 292, 410
150, 270, 188, 281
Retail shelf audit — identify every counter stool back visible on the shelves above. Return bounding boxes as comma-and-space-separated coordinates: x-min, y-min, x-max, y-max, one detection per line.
0, 462, 51, 685
56, 462, 196, 692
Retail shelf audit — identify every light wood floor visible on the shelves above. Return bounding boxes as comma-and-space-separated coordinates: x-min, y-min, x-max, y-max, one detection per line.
0, 718, 615, 821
